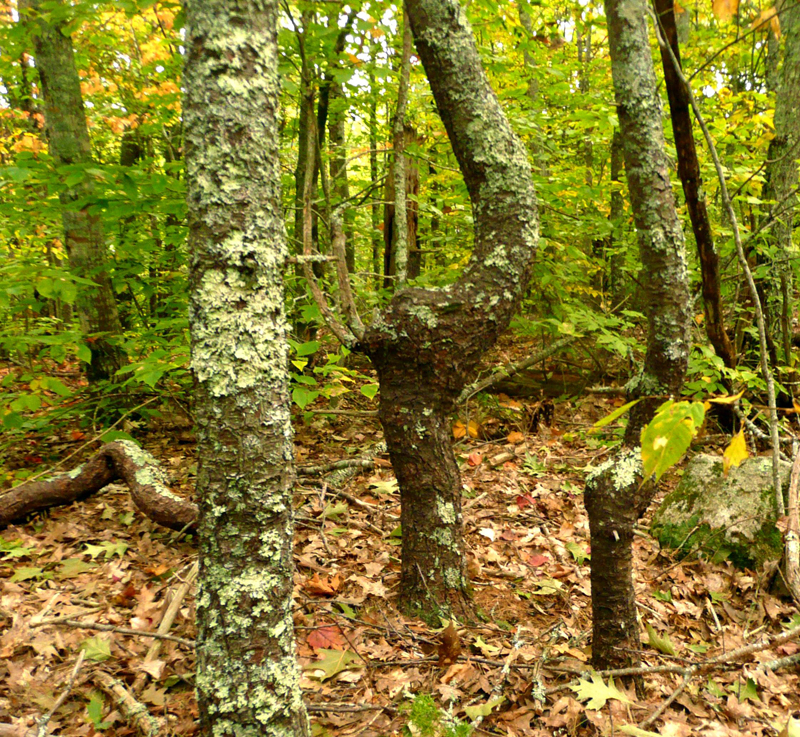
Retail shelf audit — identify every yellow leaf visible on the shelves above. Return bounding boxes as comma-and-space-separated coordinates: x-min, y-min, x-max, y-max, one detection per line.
467, 420, 481, 439
453, 421, 466, 440
723, 429, 748, 476
713, 0, 739, 22
708, 390, 745, 405
507, 431, 525, 445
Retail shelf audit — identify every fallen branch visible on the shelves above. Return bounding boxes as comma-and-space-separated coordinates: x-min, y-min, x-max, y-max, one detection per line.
95, 671, 164, 737
458, 336, 576, 404
26, 651, 85, 737
32, 618, 195, 647
298, 457, 378, 476
132, 561, 199, 695
0, 440, 197, 532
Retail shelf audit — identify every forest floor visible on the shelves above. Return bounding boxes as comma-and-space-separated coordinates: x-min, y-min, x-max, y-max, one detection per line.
1, 338, 799, 737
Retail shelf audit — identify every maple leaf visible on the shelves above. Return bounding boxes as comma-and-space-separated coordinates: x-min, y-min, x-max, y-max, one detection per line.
305, 649, 362, 680
307, 626, 345, 651
712, 0, 739, 21
569, 673, 631, 710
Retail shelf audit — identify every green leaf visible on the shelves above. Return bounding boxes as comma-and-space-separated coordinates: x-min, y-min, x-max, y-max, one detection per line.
77, 344, 93, 363
2, 412, 25, 429
740, 677, 760, 703
85, 541, 128, 560
531, 578, 562, 596
291, 340, 320, 356
99, 430, 135, 443
10, 566, 46, 582
463, 696, 504, 720
706, 677, 726, 698
0, 539, 34, 559
80, 637, 112, 662
360, 383, 379, 399
320, 502, 348, 520
566, 541, 589, 564
640, 401, 705, 482
570, 673, 632, 710
57, 558, 97, 579
369, 479, 398, 495
645, 623, 677, 656
292, 386, 320, 409
592, 399, 641, 429
86, 693, 112, 730
305, 649, 361, 680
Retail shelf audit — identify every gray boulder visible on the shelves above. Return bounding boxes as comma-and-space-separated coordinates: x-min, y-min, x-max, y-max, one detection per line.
650, 454, 788, 569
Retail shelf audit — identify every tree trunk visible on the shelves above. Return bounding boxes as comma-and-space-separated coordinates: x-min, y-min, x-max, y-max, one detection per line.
22, 0, 125, 382
586, 0, 690, 672
762, 0, 800, 364
361, 0, 539, 619
184, 0, 309, 733
654, 0, 736, 369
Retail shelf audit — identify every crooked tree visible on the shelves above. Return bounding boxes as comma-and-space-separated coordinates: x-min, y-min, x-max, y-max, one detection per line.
21, 0, 126, 382
303, 0, 539, 618
584, 0, 691, 670
184, 0, 309, 733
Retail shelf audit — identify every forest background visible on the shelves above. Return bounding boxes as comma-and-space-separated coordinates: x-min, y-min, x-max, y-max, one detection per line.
1, 0, 800, 734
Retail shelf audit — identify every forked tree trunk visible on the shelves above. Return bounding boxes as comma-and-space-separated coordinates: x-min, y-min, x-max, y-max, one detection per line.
586, 0, 690, 671
22, 0, 125, 382
361, 0, 539, 621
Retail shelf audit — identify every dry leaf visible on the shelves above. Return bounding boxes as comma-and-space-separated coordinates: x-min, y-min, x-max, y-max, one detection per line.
507, 431, 525, 444
437, 623, 462, 666
712, 0, 739, 21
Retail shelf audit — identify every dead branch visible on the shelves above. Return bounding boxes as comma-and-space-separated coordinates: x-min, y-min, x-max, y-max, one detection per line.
95, 671, 165, 737
0, 440, 197, 532
458, 336, 576, 403
32, 618, 195, 647
132, 562, 199, 695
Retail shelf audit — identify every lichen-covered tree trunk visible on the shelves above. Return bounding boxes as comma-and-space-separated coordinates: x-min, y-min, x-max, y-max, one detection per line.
654, 0, 735, 369
362, 0, 539, 619
762, 0, 800, 363
184, 0, 308, 734
585, 0, 690, 671
22, 0, 125, 382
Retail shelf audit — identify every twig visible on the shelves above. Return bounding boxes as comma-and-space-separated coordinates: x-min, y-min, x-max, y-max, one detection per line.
132, 561, 199, 695
648, 5, 784, 516
32, 618, 194, 647
26, 651, 85, 737
95, 671, 164, 737
639, 672, 690, 728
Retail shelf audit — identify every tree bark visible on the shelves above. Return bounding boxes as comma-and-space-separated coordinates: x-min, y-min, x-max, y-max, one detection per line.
654, 0, 736, 369
21, 0, 125, 382
761, 0, 800, 364
184, 0, 309, 733
361, 0, 539, 619
586, 0, 690, 671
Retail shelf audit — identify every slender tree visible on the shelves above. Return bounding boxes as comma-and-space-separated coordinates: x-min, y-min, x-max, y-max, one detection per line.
184, 0, 308, 733
585, 0, 691, 670
21, 0, 125, 382
654, 0, 736, 369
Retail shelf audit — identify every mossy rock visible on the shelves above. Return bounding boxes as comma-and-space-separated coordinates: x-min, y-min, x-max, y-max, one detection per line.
650, 454, 788, 569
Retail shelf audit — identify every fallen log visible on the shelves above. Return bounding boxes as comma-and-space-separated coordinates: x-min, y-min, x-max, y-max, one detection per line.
0, 440, 197, 532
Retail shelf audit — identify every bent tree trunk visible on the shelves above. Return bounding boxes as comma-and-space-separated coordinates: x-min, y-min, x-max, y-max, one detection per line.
362, 0, 539, 620
22, 0, 125, 382
586, 0, 690, 670
184, 0, 308, 734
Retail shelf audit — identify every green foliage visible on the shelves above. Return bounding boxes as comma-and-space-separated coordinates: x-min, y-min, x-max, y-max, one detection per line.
86, 693, 112, 731
640, 401, 706, 482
